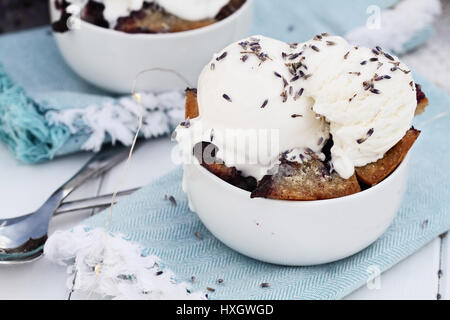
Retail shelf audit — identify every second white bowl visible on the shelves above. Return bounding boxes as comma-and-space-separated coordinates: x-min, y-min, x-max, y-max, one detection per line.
49, 0, 253, 93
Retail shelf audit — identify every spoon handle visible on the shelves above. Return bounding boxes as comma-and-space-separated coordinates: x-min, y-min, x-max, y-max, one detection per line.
58, 144, 137, 201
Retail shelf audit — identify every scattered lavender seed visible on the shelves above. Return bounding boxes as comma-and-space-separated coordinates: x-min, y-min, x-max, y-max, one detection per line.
303, 73, 312, 80
370, 57, 378, 62
156, 271, 163, 276
349, 93, 357, 102
261, 99, 268, 108
367, 128, 374, 136
376, 46, 382, 51
194, 232, 203, 240
314, 34, 323, 40
241, 54, 248, 62
168, 196, 177, 206
260, 283, 270, 288
298, 88, 304, 97
370, 88, 381, 94
318, 137, 324, 145
206, 287, 216, 292
384, 75, 391, 79
282, 77, 289, 88
391, 67, 398, 72
274, 71, 282, 78
290, 42, 298, 49
372, 49, 380, 55
384, 53, 395, 61
238, 41, 248, 49
289, 86, 293, 96
321, 32, 330, 37
311, 45, 320, 52
289, 52, 300, 60
291, 75, 300, 82
191, 276, 196, 282
361, 60, 367, 65
348, 72, 361, 76
218, 279, 224, 284
216, 51, 227, 61
222, 94, 232, 102
180, 117, 191, 128
281, 91, 288, 103
326, 41, 336, 46
282, 52, 288, 59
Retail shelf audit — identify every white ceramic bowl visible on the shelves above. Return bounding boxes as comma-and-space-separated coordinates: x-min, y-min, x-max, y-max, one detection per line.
183, 155, 410, 266
49, 0, 253, 93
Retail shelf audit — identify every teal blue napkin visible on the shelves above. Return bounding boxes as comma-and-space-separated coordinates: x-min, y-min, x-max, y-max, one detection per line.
0, 0, 438, 164
84, 73, 450, 299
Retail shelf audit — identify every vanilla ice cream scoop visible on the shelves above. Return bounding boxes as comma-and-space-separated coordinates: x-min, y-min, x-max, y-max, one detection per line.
176, 36, 329, 180
294, 36, 417, 178
175, 34, 417, 180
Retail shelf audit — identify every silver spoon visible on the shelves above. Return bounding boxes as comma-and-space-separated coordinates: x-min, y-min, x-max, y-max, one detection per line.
0, 145, 133, 264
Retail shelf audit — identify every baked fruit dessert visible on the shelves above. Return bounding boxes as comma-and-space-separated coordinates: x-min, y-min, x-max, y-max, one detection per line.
174, 35, 429, 201
52, 0, 246, 34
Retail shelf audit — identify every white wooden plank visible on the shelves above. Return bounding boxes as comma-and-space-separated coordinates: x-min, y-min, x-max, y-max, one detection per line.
0, 143, 91, 219
438, 233, 449, 300
346, 238, 441, 300
0, 172, 104, 300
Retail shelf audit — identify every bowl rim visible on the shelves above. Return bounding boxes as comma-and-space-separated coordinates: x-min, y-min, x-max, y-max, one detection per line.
189, 152, 410, 207
50, 0, 253, 39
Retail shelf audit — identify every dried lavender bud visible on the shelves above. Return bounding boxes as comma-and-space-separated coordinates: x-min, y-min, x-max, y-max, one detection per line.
298, 88, 304, 97
260, 283, 270, 288
291, 75, 300, 82
311, 45, 320, 52
222, 94, 232, 102
384, 53, 395, 61
370, 88, 381, 94
372, 49, 380, 55
361, 60, 367, 65
241, 54, 248, 62
318, 137, 324, 145
370, 57, 378, 62
216, 51, 227, 61
261, 99, 268, 108
274, 71, 282, 78
168, 196, 177, 206
194, 232, 203, 240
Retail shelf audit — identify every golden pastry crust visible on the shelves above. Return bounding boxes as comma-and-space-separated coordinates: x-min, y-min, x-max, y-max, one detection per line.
185, 88, 199, 120
355, 128, 420, 186
251, 160, 361, 200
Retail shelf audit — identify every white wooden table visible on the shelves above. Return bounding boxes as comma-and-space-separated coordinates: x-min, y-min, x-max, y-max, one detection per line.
0, 136, 448, 300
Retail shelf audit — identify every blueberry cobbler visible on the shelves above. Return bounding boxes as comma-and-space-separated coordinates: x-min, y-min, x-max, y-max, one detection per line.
52, 0, 246, 33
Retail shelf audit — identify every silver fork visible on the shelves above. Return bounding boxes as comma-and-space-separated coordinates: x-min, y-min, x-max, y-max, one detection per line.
0, 145, 136, 264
